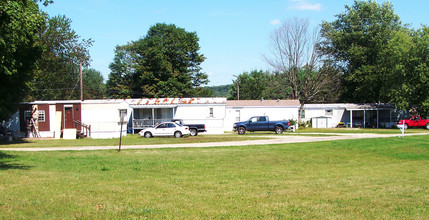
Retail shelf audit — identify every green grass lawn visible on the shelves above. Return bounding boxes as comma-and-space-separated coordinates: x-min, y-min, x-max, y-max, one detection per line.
1, 135, 428, 218
1, 127, 426, 148
0, 134, 268, 148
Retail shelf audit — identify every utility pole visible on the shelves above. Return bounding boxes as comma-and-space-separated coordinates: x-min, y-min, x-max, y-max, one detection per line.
233, 74, 240, 100
80, 61, 83, 101
237, 79, 240, 100
118, 109, 127, 152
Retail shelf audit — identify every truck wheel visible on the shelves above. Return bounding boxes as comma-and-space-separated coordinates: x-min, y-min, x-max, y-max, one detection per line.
238, 127, 246, 135
404, 124, 408, 129
190, 128, 198, 136
426, 123, 429, 130
275, 126, 284, 134
144, 132, 152, 138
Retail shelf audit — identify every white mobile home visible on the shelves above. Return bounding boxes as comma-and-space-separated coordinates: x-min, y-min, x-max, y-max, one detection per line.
15, 100, 131, 139
5, 99, 402, 140
224, 100, 300, 131
302, 103, 397, 128
10, 98, 227, 139
127, 98, 227, 134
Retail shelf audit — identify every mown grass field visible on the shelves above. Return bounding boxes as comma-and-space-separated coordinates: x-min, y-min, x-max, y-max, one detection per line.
293, 127, 429, 134
1, 134, 428, 218
1, 127, 426, 149
0, 134, 268, 148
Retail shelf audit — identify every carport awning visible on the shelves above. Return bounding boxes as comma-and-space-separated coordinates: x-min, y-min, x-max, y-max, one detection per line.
130, 105, 177, 109
345, 103, 395, 111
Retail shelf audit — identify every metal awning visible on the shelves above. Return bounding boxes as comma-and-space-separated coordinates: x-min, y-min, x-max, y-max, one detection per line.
129, 105, 177, 109
345, 103, 395, 111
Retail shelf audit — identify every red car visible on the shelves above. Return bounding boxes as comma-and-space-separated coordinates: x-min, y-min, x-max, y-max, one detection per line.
397, 115, 429, 129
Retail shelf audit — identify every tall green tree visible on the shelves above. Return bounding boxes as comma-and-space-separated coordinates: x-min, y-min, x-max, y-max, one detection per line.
229, 70, 271, 100
106, 45, 134, 98
106, 23, 208, 98
29, 15, 93, 100
194, 87, 214, 97
320, 0, 403, 103
0, 0, 45, 120
321, 0, 429, 115
383, 27, 429, 115
82, 68, 105, 99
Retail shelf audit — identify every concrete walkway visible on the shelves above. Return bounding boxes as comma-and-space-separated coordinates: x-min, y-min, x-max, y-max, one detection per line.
1, 132, 427, 152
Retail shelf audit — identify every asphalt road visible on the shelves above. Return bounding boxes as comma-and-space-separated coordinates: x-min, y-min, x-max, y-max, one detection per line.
1, 132, 427, 152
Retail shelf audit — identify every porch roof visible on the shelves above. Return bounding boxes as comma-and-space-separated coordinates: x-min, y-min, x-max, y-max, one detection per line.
345, 103, 395, 111
304, 103, 395, 110
130, 104, 177, 109
226, 100, 300, 107
126, 97, 227, 106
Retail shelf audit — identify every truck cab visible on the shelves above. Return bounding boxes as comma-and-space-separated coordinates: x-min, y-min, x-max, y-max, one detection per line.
247, 116, 270, 131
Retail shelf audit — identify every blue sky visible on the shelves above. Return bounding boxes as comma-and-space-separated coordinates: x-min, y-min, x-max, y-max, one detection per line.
39, 0, 428, 86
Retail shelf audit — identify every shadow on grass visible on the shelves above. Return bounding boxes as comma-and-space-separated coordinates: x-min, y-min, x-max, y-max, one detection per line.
0, 151, 32, 170
0, 139, 30, 146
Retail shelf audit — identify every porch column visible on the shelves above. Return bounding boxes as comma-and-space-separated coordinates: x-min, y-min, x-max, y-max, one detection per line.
350, 110, 353, 128
364, 109, 366, 128
132, 109, 135, 134
390, 110, 392, 126
152, 108, 155, 126
377, 109, 379, 128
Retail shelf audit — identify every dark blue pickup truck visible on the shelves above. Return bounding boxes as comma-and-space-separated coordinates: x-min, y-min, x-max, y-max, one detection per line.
233, 116, 290, 135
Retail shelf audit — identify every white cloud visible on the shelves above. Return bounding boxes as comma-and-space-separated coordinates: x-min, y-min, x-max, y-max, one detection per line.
288, 0, 322, 11
270, 19, 281, 25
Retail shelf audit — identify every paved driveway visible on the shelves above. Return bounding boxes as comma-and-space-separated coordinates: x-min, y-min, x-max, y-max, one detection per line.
1, 133, 426, 152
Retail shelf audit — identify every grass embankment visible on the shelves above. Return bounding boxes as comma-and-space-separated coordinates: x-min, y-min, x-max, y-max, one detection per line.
0, 134, 267, 148
2, 128, 427, 148
1, 135, 428, 218
294, 127, 429, 134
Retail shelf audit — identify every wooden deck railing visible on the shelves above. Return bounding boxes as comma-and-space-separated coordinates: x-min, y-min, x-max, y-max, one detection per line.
73, 120, 91, 138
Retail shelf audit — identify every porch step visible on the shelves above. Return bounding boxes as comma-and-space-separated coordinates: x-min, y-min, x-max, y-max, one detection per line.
63, 129, 77, 139
77, 130, 87, 139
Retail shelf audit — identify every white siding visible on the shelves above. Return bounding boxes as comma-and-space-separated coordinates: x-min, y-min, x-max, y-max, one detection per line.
81, 102, 131, 139
174, 104, 225, 134
302, 107, 345, 128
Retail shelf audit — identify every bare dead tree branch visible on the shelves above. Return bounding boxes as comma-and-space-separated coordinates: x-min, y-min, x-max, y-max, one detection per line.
264, 17, 341, 122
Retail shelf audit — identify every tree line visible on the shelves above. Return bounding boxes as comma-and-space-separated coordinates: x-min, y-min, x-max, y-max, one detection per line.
227, 1, 429, 117
0, 0, 105, 121
1, 0, 429, 122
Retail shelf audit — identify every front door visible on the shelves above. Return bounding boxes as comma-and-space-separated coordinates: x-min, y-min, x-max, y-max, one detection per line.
247, 117, 259, 131
64, 106, 74, 129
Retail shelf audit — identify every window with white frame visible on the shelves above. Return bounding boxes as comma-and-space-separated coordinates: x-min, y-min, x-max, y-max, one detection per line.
325, 109, 333, 116
24, 110, 45, 122
301, 110, 305, 119
209, 108, 214, 118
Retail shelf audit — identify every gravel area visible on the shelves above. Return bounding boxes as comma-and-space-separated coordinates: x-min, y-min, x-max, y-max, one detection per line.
1, 132, 427, 152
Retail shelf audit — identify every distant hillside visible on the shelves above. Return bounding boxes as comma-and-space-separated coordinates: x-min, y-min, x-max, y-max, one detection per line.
204, 84, 231, 97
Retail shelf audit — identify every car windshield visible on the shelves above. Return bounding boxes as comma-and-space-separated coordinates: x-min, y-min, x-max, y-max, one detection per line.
176, 123, 183, 127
